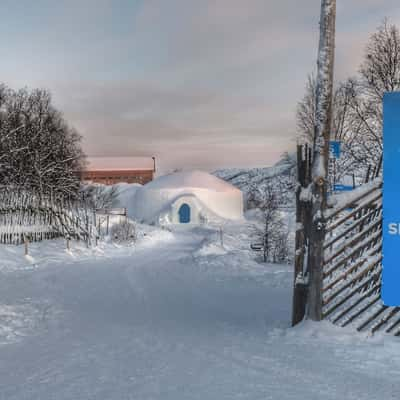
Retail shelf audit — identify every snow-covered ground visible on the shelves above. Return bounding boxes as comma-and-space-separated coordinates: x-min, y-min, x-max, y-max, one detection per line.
0, 220, 399, 399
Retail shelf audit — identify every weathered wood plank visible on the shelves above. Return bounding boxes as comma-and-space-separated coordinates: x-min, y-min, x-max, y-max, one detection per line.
322, 272, 380, 319
324, 218, 382, 266
331, 284, 381, 324
324, 205, 382, 249
325, 181, 382, 221
340, 295, 381, 327
323, 258, 382, 306
357, 305, 388, 332
371, 308, 400, 334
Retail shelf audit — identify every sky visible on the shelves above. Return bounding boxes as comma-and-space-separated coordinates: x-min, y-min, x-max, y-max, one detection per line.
1, 0, 399, 172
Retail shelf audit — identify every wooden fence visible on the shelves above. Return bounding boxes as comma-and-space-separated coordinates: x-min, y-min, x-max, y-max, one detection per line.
292, 145, 400, 335
322, 179, 400, 335
0, 189, 98, 246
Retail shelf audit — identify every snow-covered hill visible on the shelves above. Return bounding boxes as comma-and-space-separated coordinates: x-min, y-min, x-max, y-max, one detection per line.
213, 153, 296, 210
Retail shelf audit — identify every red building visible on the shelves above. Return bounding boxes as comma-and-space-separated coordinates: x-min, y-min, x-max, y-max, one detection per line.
81, 157, 155, 185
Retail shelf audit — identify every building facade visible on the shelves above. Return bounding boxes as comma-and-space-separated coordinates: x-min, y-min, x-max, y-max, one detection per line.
81, 157, 155, 185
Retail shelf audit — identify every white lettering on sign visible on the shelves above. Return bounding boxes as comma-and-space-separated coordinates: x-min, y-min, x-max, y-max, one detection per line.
388, 223, 400, 235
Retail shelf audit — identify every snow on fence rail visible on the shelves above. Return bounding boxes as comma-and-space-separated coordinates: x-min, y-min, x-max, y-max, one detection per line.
0, 189, 98, 246
96, 208, 127, 216
292, 144, 399, 336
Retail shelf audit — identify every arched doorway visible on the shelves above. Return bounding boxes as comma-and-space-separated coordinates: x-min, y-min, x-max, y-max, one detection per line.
178, 203, 191, 223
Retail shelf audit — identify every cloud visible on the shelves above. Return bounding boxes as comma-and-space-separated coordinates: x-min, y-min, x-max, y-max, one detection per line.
55, 80, 294, 158
1, 0, 400, 171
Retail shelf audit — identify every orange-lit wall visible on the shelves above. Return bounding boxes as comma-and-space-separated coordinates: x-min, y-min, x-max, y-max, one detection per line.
81, 169, 154, 185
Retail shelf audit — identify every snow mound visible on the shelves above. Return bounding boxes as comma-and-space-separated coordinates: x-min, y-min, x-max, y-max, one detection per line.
195, 242, 227, 257
133, 170, 243, 225
144, 170, 241, 193
113, 183, 142, 217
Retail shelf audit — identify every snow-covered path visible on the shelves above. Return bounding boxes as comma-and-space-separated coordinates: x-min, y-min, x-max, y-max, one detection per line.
0, 229, 399, 399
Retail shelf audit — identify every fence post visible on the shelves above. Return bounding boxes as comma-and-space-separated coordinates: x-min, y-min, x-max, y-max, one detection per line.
24, 236, 29, 256
292, 144, 311, 326
306, 0, 336, 321
307, 189, 327, 321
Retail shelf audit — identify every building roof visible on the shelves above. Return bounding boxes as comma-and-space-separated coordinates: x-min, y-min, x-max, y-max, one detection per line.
85, 157, 154, 171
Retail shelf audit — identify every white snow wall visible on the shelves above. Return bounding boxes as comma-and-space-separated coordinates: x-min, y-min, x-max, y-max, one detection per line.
133, 187, 243, 224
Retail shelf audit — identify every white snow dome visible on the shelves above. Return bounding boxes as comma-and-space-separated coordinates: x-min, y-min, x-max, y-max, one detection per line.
133, 170, 243, 225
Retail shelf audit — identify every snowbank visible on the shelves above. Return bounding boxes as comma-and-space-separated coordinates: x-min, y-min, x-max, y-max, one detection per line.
112, 183, 142, 217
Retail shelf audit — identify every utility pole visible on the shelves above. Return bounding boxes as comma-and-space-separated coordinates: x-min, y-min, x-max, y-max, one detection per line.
307, 0, 336, 321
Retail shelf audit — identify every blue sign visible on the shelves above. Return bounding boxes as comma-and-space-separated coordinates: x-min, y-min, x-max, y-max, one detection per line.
382, 92, 400, 306
329, 141, 341, 159
333, 184, 353, 192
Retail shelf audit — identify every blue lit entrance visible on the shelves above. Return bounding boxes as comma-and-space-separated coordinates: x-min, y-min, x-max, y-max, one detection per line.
178, 203, 191, 223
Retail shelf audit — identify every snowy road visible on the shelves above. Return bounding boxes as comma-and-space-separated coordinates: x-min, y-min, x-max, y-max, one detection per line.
0, 229, 399, 399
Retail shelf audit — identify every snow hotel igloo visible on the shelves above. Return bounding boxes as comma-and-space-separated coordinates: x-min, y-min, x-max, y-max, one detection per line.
132, 170, 243, 225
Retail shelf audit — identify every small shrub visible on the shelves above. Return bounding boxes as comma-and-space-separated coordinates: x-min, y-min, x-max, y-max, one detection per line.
111, 219, 137, 244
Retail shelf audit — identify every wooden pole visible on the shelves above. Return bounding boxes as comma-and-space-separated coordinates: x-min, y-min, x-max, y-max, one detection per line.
292, 144, 310, 325
307, 0, 336, 322
365, 165, 371, 183
375, 155, 383, 178
24, 237, 29, 256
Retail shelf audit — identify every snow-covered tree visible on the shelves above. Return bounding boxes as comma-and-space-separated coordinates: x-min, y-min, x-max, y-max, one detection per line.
253, 184, 290, 263
297, 19, 400, 180
81, 184, 118, 210
344, 19, 400, 174
0, 86, 85, 199
297, 75, 352, 146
